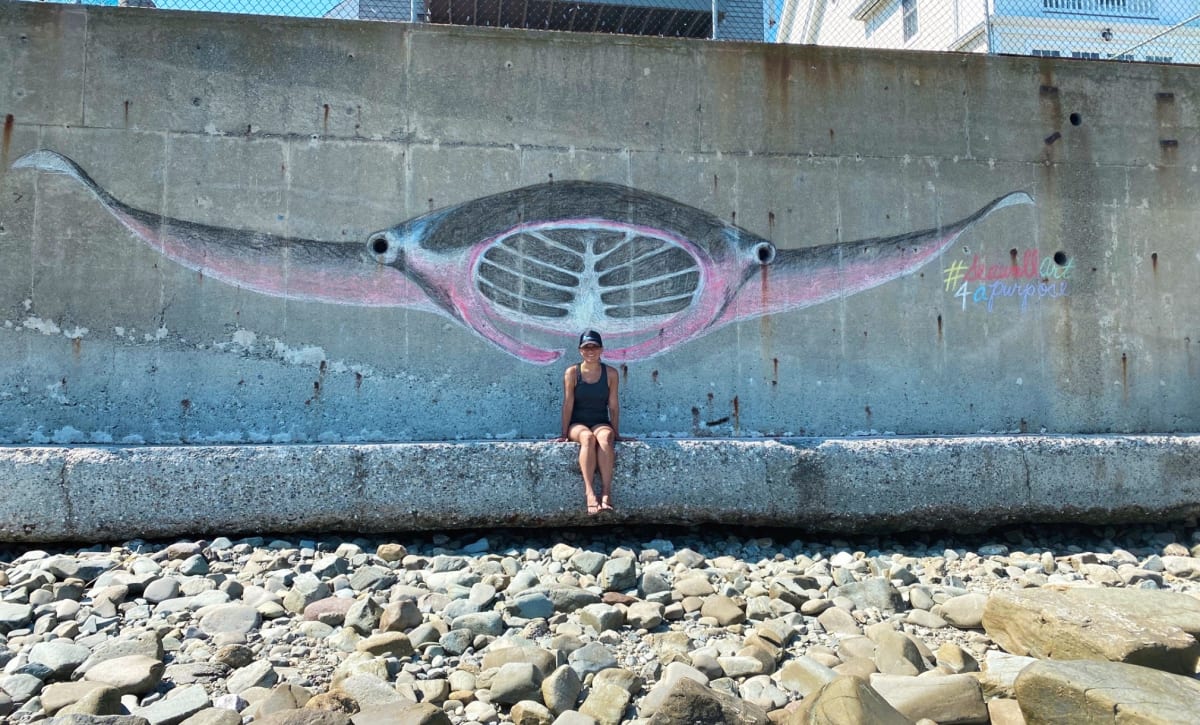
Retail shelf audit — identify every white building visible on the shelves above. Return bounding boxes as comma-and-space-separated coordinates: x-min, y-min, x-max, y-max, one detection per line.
776, 0, 1200, 64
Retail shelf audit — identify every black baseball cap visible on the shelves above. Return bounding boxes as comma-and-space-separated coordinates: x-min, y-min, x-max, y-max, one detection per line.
578, 330, 603, 347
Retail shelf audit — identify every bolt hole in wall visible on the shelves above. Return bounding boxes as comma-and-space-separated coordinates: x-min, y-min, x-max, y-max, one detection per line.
1069, 112, 1082, 126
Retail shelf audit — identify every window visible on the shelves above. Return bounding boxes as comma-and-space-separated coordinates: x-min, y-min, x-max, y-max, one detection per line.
1032, 49, 1062, 57
1071, 51, 1101, 59
902, 0, 918, 41
1144, 55, 1173, 63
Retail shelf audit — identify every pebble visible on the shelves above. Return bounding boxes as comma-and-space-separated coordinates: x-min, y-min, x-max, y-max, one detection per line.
2, 522, 1200, 723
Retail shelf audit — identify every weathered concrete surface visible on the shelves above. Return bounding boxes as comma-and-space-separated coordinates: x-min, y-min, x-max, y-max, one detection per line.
2, 435, 1198, 543
1, 3, 1198, 446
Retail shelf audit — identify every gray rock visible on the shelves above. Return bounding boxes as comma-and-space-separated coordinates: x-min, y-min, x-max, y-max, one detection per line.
939, 593, 988, 629
645, 677, 769, 725
568, 642, 617, 679
257, 709, 354, 725
873, 629, 927, 676
42, 682, 118, 715
178, 555, 210, 577
356, 632, 414, 658
978, 651, 1038, 698
1015, 658, 1200, 724
46, 556, 115, 582
131, 684, 210, 725
569, 551, 607, 577
935, 643, 979, 674
597, 558, 637, 592
905, 609, 947, 629
142, 577, 182, 604
490, 662, 544, 705
673, 577, 715, 598
511, 700, 555, 725
212, 644, 254, 670
197, 605, 260, 636
699, 595, 745, 626
450, 611, 504, 637
738, 676, 788, 711
625, 601, 664, 630
247, 683, 313, 720
592, 668, 643, 695
549, 711, 597, 725
579, 603, 624, 633
717, 656, 765, 678
778, 656, 837, 697
639, 662, 709, 717
82, 655, 164, 696
29, 640, 91, 680
541, 665, 583, 715
344, 597, 381, 635
481, 644, 557, 676
226, 660, 277, 695
983, 587, 1200, 675
639, 570, 671, 596
578, 683, 630, 725
283, 574, 331, 614
439, 629, 473, 655
332, 674, 410, 709
55, 683, 123, 717
1, 672, 44, 702
179, 709, 245, 725
870, 673, 989, 724
786, 674, 909, 724
302, 598, 354, 626
837, 578, 904, 613
537, 587, 602, 613
164, 663, 230, 685
379, 599, 422, 632
348, 565, 394, 592
816, 606, 861, 635
48, 715, 148, 725
0, 603, 34, 634
510, 592, 556, 620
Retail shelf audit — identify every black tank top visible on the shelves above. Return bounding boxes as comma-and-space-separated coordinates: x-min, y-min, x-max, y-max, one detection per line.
570, 364, 610, 426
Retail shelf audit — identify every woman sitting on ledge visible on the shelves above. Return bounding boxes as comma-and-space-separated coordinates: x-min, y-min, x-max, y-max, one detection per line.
560, 330, 620, 516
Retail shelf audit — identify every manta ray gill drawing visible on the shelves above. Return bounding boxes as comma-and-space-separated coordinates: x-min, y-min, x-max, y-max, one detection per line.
12, 150, 1033, 364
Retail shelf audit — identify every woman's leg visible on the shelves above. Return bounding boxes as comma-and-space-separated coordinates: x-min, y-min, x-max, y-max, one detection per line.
594, 424, 616, 510
568, 423, 600, 511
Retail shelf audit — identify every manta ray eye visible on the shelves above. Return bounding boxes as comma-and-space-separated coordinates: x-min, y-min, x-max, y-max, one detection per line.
370, 236, 389, 256
754, 242, 776, 264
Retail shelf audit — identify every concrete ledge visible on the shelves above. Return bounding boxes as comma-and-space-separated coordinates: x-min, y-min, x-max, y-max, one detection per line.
2, 435, 1199, 543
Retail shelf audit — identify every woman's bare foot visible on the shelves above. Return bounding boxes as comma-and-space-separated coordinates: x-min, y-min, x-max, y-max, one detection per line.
599, 496, 614, 513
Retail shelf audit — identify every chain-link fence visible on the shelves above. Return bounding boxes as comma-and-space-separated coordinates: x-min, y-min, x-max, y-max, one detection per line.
25, 0, 1200, 62
33, 0, 767, 40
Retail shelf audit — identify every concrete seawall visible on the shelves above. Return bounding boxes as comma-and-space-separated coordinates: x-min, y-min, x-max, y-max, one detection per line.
2, 5, 1199, 542
3, 435, 1198, 543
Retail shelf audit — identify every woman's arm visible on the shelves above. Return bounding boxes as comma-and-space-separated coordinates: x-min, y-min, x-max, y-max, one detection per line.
560, 366, 576, 438
607, 364, 620, 439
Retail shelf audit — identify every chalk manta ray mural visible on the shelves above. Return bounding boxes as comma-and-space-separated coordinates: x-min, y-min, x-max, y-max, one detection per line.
13, 150, 1032, 363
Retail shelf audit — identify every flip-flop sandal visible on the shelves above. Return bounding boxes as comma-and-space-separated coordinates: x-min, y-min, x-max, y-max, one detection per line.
599, 498, 614, 513
587, 501, 601, 516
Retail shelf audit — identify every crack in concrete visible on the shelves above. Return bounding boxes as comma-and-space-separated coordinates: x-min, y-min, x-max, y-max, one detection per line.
58, 457, 75, 537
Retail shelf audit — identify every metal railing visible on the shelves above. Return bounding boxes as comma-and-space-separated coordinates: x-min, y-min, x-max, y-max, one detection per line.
20, 0, 1200, 63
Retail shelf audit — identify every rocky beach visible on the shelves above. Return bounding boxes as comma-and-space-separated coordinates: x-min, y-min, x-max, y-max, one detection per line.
2, 521, 1200, 724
